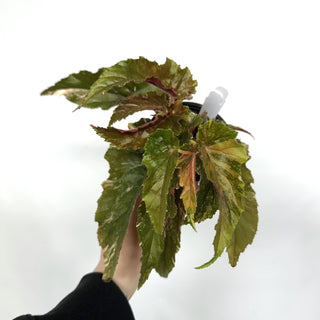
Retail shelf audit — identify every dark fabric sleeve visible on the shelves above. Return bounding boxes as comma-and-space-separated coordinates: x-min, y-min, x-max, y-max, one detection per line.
13, 272, 135, 320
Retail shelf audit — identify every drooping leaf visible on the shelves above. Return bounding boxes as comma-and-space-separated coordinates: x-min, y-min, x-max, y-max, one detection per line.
227, 163, 258, 266
137, 202, 164, 288
156, 196, 185, 277
142, 129, 179, 234
196, 121, 248, 268
81, 57, 197, 108
194, 157, 219, 223
95, 148, 147, 281
109, 92, 169, 126
177, 140, 198, 230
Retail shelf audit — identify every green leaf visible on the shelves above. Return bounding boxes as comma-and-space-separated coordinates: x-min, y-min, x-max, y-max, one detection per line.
108, 92, 169, 126
227, 163, 258, 266
81, 57, 197, 108
95, 148, 147, 281
198, 120, 238, 144
142, 129, 179, 234
177, 109, 203, 145
196, 121, 248, 268
137, 202, 164, 288
156, 199, 185, 277
167, 169, 179, 219
177, 140, 198, 230
194, 157, 219, 223
181, 106, 204, 129
91, 82, 163, 110
41, 68, 106, 107
167, 188, 178, 219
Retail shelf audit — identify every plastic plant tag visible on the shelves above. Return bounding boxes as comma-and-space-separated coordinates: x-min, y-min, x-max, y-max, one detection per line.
200, 87, 228, 119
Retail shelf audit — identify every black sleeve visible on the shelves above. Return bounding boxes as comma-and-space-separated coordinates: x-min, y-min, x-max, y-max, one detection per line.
13, 272, 135, 320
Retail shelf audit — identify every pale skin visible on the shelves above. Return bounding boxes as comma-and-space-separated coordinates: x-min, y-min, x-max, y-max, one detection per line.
93, 198, 142, 300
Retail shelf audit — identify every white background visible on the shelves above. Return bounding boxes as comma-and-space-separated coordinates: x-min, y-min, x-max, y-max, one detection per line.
1, 0, 319, 319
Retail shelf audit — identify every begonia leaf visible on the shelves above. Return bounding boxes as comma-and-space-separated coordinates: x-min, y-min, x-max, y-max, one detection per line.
227, 163, 258, 266
95, 147, 146, 281
109, 92, 169, 126
167, 170, 179, 219
41, 68, 105, 107
177, 140, 198, 230
196, 121, 248, 268
156, 197, 185, 277
142, 129, 179, 234
81, 57, 197, 108
194, 158, 219, 223
92, 101, 189, 149
137, 202, 164, 288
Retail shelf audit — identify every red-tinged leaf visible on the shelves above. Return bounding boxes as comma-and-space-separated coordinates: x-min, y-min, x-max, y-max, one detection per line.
91, 115, 167, 149
152, 58, 198, 99
81, 57, 197, 108
92, 100, 190, 149
108, 92, 169, 126
177, 140, 198, 230
227, 124, 255, 139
